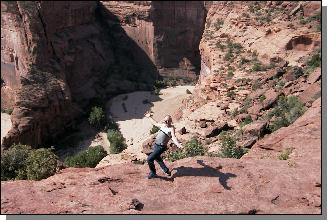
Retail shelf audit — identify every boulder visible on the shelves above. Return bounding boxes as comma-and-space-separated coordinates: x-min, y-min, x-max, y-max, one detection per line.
243, 121, 268, 137
238, 136, 258, 149
199, 121, 207, 128
298, 82, 321, 105
307, 68, 321, 84
262, 89, 280, 110
201, 122, 231, 138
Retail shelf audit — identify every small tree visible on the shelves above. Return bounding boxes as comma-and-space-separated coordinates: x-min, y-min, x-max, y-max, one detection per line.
64, 146, 107, 168
107, 129, 127, 154
88, 106, 106, 129
25, 148, 58, 180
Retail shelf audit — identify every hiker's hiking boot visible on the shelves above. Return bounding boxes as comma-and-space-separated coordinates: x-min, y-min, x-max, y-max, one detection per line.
147, 173, 157, 179
164, 170, 171, 177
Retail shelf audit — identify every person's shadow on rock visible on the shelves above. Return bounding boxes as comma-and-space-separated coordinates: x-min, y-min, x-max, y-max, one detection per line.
172, 160, 237, 190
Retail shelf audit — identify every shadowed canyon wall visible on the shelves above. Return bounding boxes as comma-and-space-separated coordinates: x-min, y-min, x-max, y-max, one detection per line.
100, 1, 207, 79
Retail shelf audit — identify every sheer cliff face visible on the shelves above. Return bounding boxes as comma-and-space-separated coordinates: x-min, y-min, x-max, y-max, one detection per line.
1, 1, 157, 148
100, 1, 207, 79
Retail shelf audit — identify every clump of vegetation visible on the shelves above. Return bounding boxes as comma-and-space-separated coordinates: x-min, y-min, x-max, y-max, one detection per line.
259, 95, 266, 103
305, 50, 321, 73
220, 132, 247, 159
227, 70, 234, 78
64, 146, 107, 168
214, 18, 224, 31
268, 96, 306, 132
1, 144, 58, 181
1, 108, 13, 115
240, 97, 252, 113
107, 129, 127, 154
88, 106, 106, 129
25, 148, 58, 180
166, 138, 206, 162
227, 91, 236, 99
278, 148, 293, 160
239, 115, 253, 128
252, 79, 262, 91
216, 41, 226, 51
150, 125, 160, 134
300, 12, 321, 25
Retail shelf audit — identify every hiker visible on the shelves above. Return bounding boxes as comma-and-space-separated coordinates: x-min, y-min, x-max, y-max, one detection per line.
144, 111, 184, 179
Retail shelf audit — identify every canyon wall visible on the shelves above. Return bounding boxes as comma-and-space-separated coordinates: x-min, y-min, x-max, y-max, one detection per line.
1, 1, 158, 148
100, 1, 207, 80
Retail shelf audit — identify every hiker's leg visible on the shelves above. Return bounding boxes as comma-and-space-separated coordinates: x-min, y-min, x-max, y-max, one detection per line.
155, 155, 169, 174
147, 144, 162, 175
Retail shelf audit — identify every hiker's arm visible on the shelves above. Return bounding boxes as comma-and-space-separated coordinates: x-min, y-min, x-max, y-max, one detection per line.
171, 127, 184, 149
145, 112, 162, 127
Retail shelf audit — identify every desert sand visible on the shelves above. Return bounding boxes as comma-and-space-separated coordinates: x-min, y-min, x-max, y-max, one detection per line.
1, 113, 12, 145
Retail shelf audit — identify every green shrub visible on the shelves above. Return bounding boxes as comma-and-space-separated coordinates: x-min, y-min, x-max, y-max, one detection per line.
227, 91, 235, 99
216, 41, 226, 51
107, 118, 119, 130
25, 148, 58, 180
107, 129, 127, 154
259, 95, 266, 103
240, 97, 252, 114
214, 18, 224, 30
220, 133, 247, 159
252, 79, 262, 91
1, 144, 31, 181
306, 50, 321, 72
185, 138, 206, 157
268, 96, 306, 132
224, 50, 234, 61
278, 148, 293, 160
166, 138, 206, 162
252, 62, 263, 72
88, 106, 105, 129
64, 146, 107, 168
227, 70, 234, 78
166, 149, 186, 162
239, 115, 253, 128
150, 125, 160, 134
1, 144, 58, 181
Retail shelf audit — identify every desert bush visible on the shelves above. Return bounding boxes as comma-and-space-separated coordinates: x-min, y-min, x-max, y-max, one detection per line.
216, 41, 226, 51
240, 97, 252, 113
184, 138, 206, 157
166, 138, 206, 162
306, 50, 321, 72
107, 129, 127, 154
227, 70, 234, 78
227, 91, 235, 99
259, 95, 266, 103
268, 96, 306, 132
25, 148, 58, 180
1, 144, 31, 181
220, 132, 247, 159
64, 146, 107, 168
224, 50, 234, 61
252, 79, 262, 91
214, 18, 224, 30
278, 148, 293, 160
239, 115, 253, 128
1, 144, 58, 181
88, 106, 106, 129
150, 125, 160, 134
1, 108, 13, 115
